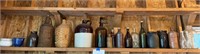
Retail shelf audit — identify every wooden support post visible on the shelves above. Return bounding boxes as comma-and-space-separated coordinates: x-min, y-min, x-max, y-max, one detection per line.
58, 0, 63, 7
187, 13, 197, 25
31, 0, 36, 7
120, 52, 130, 54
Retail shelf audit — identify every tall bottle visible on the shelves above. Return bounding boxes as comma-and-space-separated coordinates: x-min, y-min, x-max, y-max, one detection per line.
168, 28, 179, 48
26, 31, 38, 47
95, 17, 107, 48
184, 25, 194, 48
115, 28, 123, 48
139, 21, 147, 48
38, 16, 54, 47
131, 27, 140, 48
124, 27, 133, 48
107, 29, 114, 48
55, 19, 73, 48
75, 20, 93, 47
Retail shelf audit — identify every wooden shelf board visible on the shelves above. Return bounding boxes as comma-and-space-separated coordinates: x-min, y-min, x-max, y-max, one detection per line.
1, 47, 200, 52
1, 7, 200, 16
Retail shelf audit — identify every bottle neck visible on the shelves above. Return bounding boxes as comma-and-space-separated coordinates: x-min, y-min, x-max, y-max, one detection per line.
62, 19, 66, 24
133, 28, 136, 33
126, 29, 130, 34
99, 23, 103, 27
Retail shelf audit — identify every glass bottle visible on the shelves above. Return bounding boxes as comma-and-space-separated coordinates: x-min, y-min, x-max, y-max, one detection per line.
107, 29, 114, 48
75, 20, 93, 47
184, 25, 194, 48
115, 28, 123, 48
131, 27, 140, 48
157, 30, 169, 48
95, 18, 107, 48
38, 16, 54, 47
139, 21, 147, 48
124, 27, 133, 48
168, 28, 179, 48
26, 31, 38, 47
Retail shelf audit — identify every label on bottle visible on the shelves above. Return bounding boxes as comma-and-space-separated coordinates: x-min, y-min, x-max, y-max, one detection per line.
75, 33, 92, 47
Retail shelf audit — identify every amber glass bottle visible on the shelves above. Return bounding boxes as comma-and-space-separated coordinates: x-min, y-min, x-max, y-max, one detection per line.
95, 17, 107, 48
124, 27, 133, 48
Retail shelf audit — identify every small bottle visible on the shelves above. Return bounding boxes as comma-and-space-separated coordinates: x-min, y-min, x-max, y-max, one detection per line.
107, 29, 114, 48
131, 27, 140, 48
26, 31, 38, 47
139, 21, 147, 48
115, 28, 123, 48
124, 27, 133, 48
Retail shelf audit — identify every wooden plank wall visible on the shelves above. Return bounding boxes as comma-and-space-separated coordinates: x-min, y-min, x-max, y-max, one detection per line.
1, 0, 199, 54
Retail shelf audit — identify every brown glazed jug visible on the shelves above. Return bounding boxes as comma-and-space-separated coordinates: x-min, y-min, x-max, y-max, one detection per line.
38, 16, 54, 47
55, 19, 73, 48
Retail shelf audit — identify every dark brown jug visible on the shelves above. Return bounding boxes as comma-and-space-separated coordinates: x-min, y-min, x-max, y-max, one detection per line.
26, 31, 38, 47
38, 16, 54, 47
74, 20, 93, 47
157, 31, 169, 48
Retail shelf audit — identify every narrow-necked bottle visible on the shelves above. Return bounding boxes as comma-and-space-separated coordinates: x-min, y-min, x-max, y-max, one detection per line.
95, 17, 107, 48
139, 21, 147, 48
168, 28, 179, 48
131, 27, 140, 48
125, 27, 133, 48
26, 31, 38, 47
75, 20, 93, 47
115, 28, 123, 48
107, 29, 114, 48
38, 16, 54, 47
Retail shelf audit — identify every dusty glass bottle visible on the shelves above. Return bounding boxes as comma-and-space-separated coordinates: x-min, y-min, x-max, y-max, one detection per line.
75, 20, 93, 47
124, 27, 133, 48
131, 27, 140, 48
168, 28, 179, 48
139, 21, 147, 48
38, 16, 54, 47
115, 28, 123, 48
107, 29, 114, 48
26, 31, 38, 47
95, 18, 107, 48
157, 30, 169, 48
55, 19, 73, 48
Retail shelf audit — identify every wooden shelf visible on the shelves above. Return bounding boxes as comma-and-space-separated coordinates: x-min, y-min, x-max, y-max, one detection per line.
1, 7, 200, 16
1, 47, 200, 52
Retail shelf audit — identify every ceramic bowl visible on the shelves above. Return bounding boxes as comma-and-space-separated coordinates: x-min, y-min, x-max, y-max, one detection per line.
12, 38, 24, 47
0, 38, 12, 47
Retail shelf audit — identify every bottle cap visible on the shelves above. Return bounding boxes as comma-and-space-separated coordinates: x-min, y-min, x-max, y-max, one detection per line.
126, 27, 130, 29
141, 21, 143, 22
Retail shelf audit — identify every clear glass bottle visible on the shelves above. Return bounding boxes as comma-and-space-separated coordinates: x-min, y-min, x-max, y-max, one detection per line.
107, 29, 114, 48
131, 27, 140, 48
